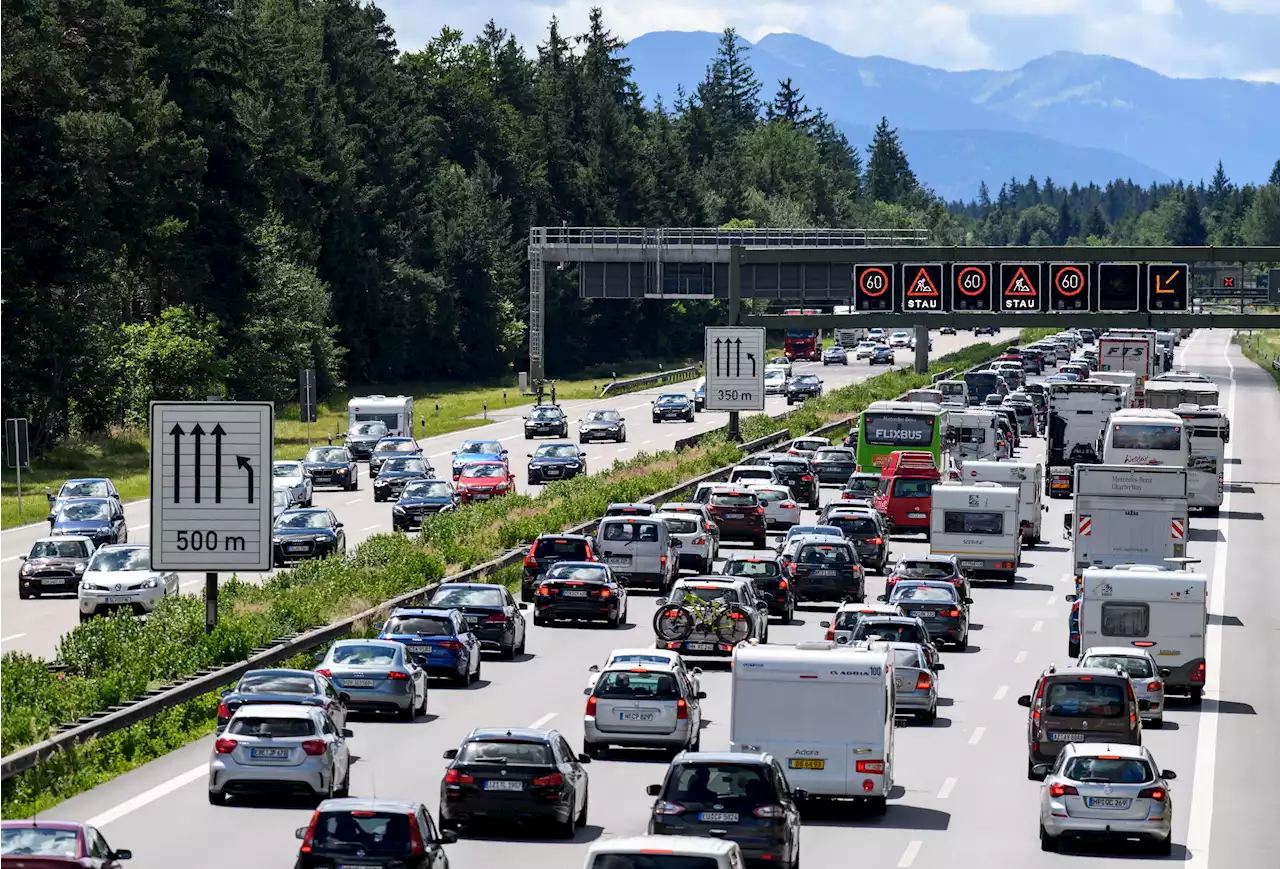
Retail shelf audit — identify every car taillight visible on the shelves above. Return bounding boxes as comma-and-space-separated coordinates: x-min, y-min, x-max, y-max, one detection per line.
299, 810, 320, 853
801, 475, 814, 482
533, 773, 564, 787
486, 613, 508, 623
301, 739, 327, 756
538, 585, 553, 596
867, 537, 883, 545
1138, 787, 1167, 801
855, 760, 884, 774
729, 611, 745, 620
523, 555, 538, 568
445, 768, 474, 784
825, 628, 835, 641
780, 502, 796, 509
217, 702, 230, 720
676, 698, 689, 720
1147, 681, 1163, 692
946, 609, 960, 617
777, 578, 788, 589
915, 673, 932, 691
438, 639, 463, 651
598, 588, 613, 598
693, 537, 706, 545
654, 801, 686, 815
1049, 783, 1079, 798
753, 805, 786, 818
387, 671, 409, 680
755, 506, 765, 515
1191, 661, 1206, 683
660, 555, 667, 567
214, 738, 237, 754
316, 668, 331, 678
586, 695, 597, 717
407, 811, 425, 854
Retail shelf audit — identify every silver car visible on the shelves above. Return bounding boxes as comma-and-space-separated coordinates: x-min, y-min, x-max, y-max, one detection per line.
272, 488, 291, 520
874, 640, 942, 724
653, 511, 716, 573
78, 544, 178, 622
1033, 742, 1176, 855
587, 648, 702, 696
1078, 647, 1167, 728
316, 639, 427, 721
272, 461, 313, 507
582, 661, 705, 757
821, 602, 905, 645
208, 703, 352, 804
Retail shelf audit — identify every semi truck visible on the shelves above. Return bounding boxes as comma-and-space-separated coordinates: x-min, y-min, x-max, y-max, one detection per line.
1098, 330, 1158, 406
783, 309, 823, 361
1044, 382, 1124, 496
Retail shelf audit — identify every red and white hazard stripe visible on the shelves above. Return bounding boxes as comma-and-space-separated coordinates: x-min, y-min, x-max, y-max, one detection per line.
1078, 514, 1092, 536
1171, 518, 1185, 539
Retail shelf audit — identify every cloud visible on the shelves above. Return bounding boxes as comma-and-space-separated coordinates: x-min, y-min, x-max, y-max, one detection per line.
1241, 68, 1280, 82
1205, 0, 1280, 12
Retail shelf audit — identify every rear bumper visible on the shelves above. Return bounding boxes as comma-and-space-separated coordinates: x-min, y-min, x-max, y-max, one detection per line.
440, 795, 569, 824
611, 571, 667, 589
1042, 813, 1171, 841
677, 551, 711, 569
895, 692, 934, 712
790, 576, 863, 603
583, 717, 693, 748
209, 760, 329, 796
341, 685, 414, 712
716, 524, 766, 542
648, 823, 789, 862
536, 600, 619, 621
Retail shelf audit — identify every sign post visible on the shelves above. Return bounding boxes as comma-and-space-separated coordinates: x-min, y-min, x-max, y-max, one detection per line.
149, 402, 274, 632
704, 327, 766, 441
299, 368, 317, 447
5, 418, 30, 520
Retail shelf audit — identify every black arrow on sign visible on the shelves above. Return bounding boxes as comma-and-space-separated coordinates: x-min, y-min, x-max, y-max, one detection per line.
191, 423, 205, 503
237, 455, 255, 504
713, 338, 723, 376
212, 424, 226, 503
746, 352, 757, 376
169, 424, 184, 503
733, 338, 742, 376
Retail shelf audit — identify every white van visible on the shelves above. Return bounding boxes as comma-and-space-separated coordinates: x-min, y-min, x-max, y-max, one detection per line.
928, 482, 1021, 582
1068, 564, 1208, 702
583, 836, 745, 869
730, 641, 894, 813
347, 394, 414, 437
594, 517, 679, 592
945, 410, 1000, 462
905, 388, 944, 404
958, 460, 1046, 544
936, 379, 969, 406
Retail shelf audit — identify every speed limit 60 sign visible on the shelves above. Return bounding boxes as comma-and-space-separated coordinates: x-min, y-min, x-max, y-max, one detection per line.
854, 264, 893, 311
952, 263, 994, 312
1050, 263, 1090, 311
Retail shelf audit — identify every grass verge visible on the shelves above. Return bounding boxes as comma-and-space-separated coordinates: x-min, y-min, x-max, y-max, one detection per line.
1234, 330, 1280, 388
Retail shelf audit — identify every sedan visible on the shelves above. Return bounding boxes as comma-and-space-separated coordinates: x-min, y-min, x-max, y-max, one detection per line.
344, 420, 388, 460
810, 447, 857, 485
455, 461, 516, 504
0, 821, 131, 867
822, 345, 848, 365
451, 440, 508, 479
869, 345, 895, 365
579, 409, 626, 443
18, 535, 95, 599
217, 668, 347, 734
301, 446, 358, 491
524, 404, 570, 439
784, 374, 822, 405
889, 331, 912, 348
392, 479, 459, 531
372, 457, 433, 502
764, 368, 788, 394
940, 326, 956, 335
884, 580, 971, 650
766, 356, 792, 375
272, 508, 346, 566
854, 340, 878, 360
272, 461, 313, 507
78, 544, 177, 623
50, 498, 127, 549
652, 393, 695, 423
425, 582, 528, 659
316, 639, 428, 720
45, 477, 121, 521
378, 607, 483, 686
973, 325, 999, 336
272, 488, 292, 521
370, 437, 422, 478
209, 704, 352, 804
527, 443, 588, 486
534, 562, 628, 627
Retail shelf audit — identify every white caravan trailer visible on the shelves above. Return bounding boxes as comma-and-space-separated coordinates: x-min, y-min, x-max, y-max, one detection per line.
957, 460, 1046, 544
928, 482, 1022, 582
1066, 465, 1189, 579
347, 394, 415, 438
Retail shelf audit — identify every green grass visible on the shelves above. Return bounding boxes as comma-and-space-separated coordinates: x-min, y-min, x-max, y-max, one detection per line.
1235, 330, 1280, 388
1018, 327, 1060, 344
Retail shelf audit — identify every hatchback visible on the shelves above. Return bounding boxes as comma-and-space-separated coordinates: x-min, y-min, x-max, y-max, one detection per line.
0, 821, 131, 867
884, 580, 971, 649
821, 602, 905, 645
1077, 647, 1167, 728
705, 490, 767, 548
295, 798, 456, 868
521, 533, 597, 601
1017, 665, 1148, 777
841, 472, 881, 501
583, 663, 706, 757
720, 554, 794, 622
316, 639, 428, 719
654, 511, 717, 573
217, 669, 347, 734
823, 511, 889, 574
208, 704, 352, 804
766, 457, 819, 509
787, 539, 864, 603
744, 483, 801, 530
19, 535, 95, 599
377, 608, 483, 686
810, 447, 857, 485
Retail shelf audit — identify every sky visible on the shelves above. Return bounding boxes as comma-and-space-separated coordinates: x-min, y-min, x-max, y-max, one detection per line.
376, 0, 1280, 82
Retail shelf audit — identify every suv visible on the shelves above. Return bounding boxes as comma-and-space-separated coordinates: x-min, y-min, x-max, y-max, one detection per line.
720, 553, 794, 622
521, 534, 596, 601
824, 510, 889, 574
1017, 665, 1148, 778
369, 437, 422, 478
524, 404, 569, 438
787, 538, 865, 603
295, 798, 456, 868
663, 576, 770, 654
766, 456, 819, 509
705, 490, 768, 548
842, 472, 881, 501
885, 554, 969, 598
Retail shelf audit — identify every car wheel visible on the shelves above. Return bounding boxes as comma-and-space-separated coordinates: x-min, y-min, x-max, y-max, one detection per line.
754, 536, 768, 549
474, 656, 482, 681
19, 587, 32, 600
527, 478, 536, 488
866, 796, 887, 816
557, 803, 577, 839
515, 627, 526, 656
956, 636, 968, 652
335, 764, 351, 798
1027, 758, 1040, 780
583, 741, 603, 759
577, 789, 589, 828
452, 660, 471, 687
918, 707, 937, 725
79, 610, 94, 623
534, 611, 548, 627
1039, 824, 1059, 852
500, 641, 516, 661
1188, 688, 1204, 705
207, 789, 223, 805
438, 815, 458, 834
1151, 836, 1173, 857
607, 609, 620, 628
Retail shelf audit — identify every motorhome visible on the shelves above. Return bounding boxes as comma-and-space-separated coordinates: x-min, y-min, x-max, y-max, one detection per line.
928, 482, 1021, 582
1168, 404, 1229, 513
347, 394, 414, 438
1144, 379, 1220, 411
945, 409, 1001, 462
1065, 465, 1189, 579
1089, 371, 1140, 408
1068, 564, 1207, 700
957, 460, 1046, 545
1102, 408, 1189, 468
1044, 382, 1125, 496
730, 641, 895, 812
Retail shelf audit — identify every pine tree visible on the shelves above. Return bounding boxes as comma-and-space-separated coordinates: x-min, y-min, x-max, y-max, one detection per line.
1083, 203, 1109, 238
865, 117, 917, 205
977, 181, 991, 210
766, 77, 812, 131
1270, 159, 1280, 187
1208, 160, 1232, 204
1168, 190, 1208, 246
707, 28, 761, 135
1057, 199, 1077, 244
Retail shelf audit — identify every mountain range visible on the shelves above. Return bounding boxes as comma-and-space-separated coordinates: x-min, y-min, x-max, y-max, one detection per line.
625, 31, 1280, 201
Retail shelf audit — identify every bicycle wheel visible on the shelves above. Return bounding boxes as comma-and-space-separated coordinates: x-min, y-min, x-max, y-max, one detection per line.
714, 604, 754, 644
653, 604, 694, 641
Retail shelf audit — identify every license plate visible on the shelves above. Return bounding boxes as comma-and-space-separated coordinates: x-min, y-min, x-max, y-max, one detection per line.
341, 679, 374, 688
907, 512, 926, 519
484, 780, 524, 791
961, 560, 984, 568
472, 494, 491, 500
789, 758, 825, 770
607, 557, 631, 566
1086, 797, 1131, 809
544, 470, 561, 476
812, 569, 837, 577
338, 865, 381, 869
287, 544, 308, 552
42, 577, 68, 584
896, 676, 914, 689
725, 513, 744, 519
466, 615, 482, 623
699, 812, 739, 823
686, 643, 714, 651
563, 590, 589, 598
909, 610, 933, 618
1052, 481, 1069, 488
408, 645, 431, 654
1049, 732, 1086, 742
250, 748, 290, 759
105, 595, 132, 604
619, 711, 655, 721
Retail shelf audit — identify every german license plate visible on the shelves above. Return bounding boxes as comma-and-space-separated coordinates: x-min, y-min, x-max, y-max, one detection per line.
725, 513, 744, 519
699, 812, 739, 823
563, 590, 588, 598
41, 577, 67, 584
907, 512, 926, 519
1087, 797, 1131, 809
484, 779, 523, 791
105, 595, 132, 604
466, 615, 482, 623
544, 469, 561, 476
607, 557, 630, 566
1052, 481, 1069, 488
813, 569, 837, 577
472, 494, 491, 500
341, 679, 374, 688
408, 645, 431, 654
961, 560, 984, 568
1049, 732, 1086, 742
250, 748, 290, 759
909, 610, 932, 618
620, 711, 655, 721
686, 643, 714, 652
789, 758, 825, 770
338, 864, 381, 869
287, 544, 308, 552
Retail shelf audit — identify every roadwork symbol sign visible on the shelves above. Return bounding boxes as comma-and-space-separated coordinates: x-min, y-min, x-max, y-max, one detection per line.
704, 327, 766, 413
1000, 263, 1041, 311
902, 264, 943, 312
150, 401, 274, 572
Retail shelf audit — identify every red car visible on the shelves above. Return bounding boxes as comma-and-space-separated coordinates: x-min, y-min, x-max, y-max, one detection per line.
0, 820, 132, 867
455, 460, 515, 504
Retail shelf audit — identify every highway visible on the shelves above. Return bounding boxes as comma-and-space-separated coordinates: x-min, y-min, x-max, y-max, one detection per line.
34, 329, 1277, 868
0, 333, 983, 661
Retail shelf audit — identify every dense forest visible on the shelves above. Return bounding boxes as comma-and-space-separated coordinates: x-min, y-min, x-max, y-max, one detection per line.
4, 0, 1279, 451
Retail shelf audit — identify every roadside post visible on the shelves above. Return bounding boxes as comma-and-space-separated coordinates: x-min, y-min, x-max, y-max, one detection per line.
5, 418, 30, 519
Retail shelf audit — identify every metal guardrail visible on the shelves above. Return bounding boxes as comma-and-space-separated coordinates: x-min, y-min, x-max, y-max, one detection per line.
600, 365, 699, 398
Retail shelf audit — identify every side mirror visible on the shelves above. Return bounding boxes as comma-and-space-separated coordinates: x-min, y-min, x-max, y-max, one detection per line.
1138, 699, 1152, 712
375, 622, 385, 633
963, 597, 974, 604
439, 830, 459, 844
934, 663, 946, 671
1017, 694, 1032, 707
1063, 513, 1073, 530
18, 554, 27, 562
1064, 593, 1077, 603
295, 827, 308, 839
696, 691, 708, 699
342, 728, 355, 738
584, 687, 593, 695
339, 692, 351, 704
756, 600, 769, 611
1042, 504, 1049, 512
518, 603, 528, 610
792, 788, 809, 801
1030, 764, 1051, 781
334, 522, 344, 529
1158, 668, 1171, 678
1161, 769, 1177, 780
588, 664, 600, 672
672, 540, 683, 549
876, 594, 888, 602
220, 688, 232, 697
646, 784, 662, 796
819, 621, 831, 628
577, 753, 592, 763
527, 453, 533, 458
442, 748, 459, 760
111, 850, 132, 861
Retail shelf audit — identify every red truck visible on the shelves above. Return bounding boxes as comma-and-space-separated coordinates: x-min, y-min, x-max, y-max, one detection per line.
872, 450, 941, 537
783, 308, 823, 361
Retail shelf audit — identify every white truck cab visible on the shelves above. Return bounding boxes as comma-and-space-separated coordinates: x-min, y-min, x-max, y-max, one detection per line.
928, 482, 1021, 582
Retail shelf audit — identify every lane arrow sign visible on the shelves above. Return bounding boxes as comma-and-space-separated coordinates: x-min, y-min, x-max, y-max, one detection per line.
212, 423, 226, 503
714, 338, 723, 376
746, 352, 757, 376
733, 338, 742, 376
191, 423, 205, 503
169, 424, 184, 503
237, 455, 255, 504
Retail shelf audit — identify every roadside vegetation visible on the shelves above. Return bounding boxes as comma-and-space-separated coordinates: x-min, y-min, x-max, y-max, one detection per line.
1235, 330, 1280, 387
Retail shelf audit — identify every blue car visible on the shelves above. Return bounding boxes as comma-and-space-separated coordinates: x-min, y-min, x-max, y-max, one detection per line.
392, 479, 458, 532
378, 607, 484, 686
527, 442, 588, 486
50, 498, 127, 549
693, 379, 706, 412
869, 345, 896, 366
451, 439, 508, 480
652, 393, 694, 423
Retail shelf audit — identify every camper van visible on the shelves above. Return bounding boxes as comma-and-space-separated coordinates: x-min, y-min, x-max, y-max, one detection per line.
1067, 564, 1208, 701
1090, 371, 1140, 408
945, 410, 1001, 462
928, 482, 1021, 582
730, 641, 894, 813
347, 394, 415, 438
958, 460, 1046, 544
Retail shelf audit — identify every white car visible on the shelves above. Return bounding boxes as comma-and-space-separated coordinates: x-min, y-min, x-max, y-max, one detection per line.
208, 703, 352, 805
653, 511, 717, 573
272, 488, 292, 520
889, 331, 912, 348
746, 483, 801, 529
766, 357, 792, 376
764, 369, 788, 394
584, 837, 742, 869
1078, 646, 1167, 727
587, 648, 702, 695
854, 340, 878, 360
272, 461, 313, 507
78, 544, 178, 622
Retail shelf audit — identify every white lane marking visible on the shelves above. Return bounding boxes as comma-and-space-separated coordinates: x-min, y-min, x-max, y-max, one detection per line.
936, 777, 957, 799
132, 524, 149, 532
3, 499, 152, 534
87, 764, 206, 827
968, 727, 986, 746
1186, 332, 1237, 866
345, 498, 361, 505
428, 451, 451, 459
0, 555, 21, 564
623, 402, 649, 410
1031, 620, 1043, 632
1046, 595, 1056, 606
499, 435, 521, 442
993, 685, 1008, 701
0, 633, 27, 643
640, 440, 652, 446
529, 713, 556, 729
1014, 650, 1028, 664
897, 840, 922, 868
361, 524, 379, 532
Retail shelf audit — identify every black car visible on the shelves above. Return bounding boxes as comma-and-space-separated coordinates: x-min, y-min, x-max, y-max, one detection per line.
524, 405, 569, 439
825, 511, 889, 574
785, 374, 823, 405
344, 421, 388, 460
973, 325, 999, 336
272, 508, 346, 566
425, 582, 528, 659
884, 580, 972, 649
810, 447, 857, 485
646, 752, 803, 866
652, 393, 695, 423
370, 437, 422, 477
721, 554, 794, 622
841, 472, 880, 502
1019, 348, 1045, 374
373, 457, 433, 502
393, 479, 459, 532
533, 562, 627, 627
869, 345, 895, 365
693, 379, 706, 412
302, 446, 359, 491
50, 498, 127, 549
788, 539, 865, 603
295, 798, 456, 869
439, 727, 590, 837
578, 409, 626, 443
940, 325, 956, 335
886, 555, 970, 598
766, 457, 819, 509
46, 476, 121, 522
527, 443, 588, 486
217, 668, 347, 734
521, 534, 596, 602
18, 536, 95, 599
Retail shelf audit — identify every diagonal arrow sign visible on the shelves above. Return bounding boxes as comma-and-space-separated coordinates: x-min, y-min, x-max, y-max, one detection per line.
169, 424, 184, 503
746, 352, 757, 376
236, 455, 255, 504
191, 423, 205, 503
212, 423, 226, 503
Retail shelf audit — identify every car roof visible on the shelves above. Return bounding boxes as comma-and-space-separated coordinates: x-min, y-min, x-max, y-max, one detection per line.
534, 441, 577, 448
459, 440, 502, 449
589, 836, 738, 856
675, 576, 746, 587
0, 820, 85, 831
1059, 742, 1149, 761
436, 582, 505, 592
317, 797, 424, 814
35, 535, 93, 543
467, 726, 553, 742
859, 615, 920, 624
387, 607, 458, 619
377, 436, 415, 443
1041, 665, 1130, 681
724, 552, 780, 562
241, 668, 315, 680
229, 703, 318, 718
900, 554, 958, 564
607, 648, 682, 660
603, 660, 678, 674
63, 477, 110, 485
673, 750, 772, 766
332, 638, 405, 650
536, 532, 592, 541
836, 602, 901, 614
1080, 646, 1156, 659
546, 561, 607, 571
890, 579, 960, 592
281, 507, 328, 516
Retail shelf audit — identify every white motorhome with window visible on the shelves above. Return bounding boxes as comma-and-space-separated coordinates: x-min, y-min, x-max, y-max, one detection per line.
1102, 408, 1189, 469
347, 394, 414, 438
928, 482, 1021, 582
730, 641, 894, 813
1090, 371, 1140, 408
1068, 564, 1207, 701
1144, 379, 1220, 411
1066, 465, 1189, 579
945, 410, 1000, 462
958, 460, 1046, 544
1168, 404, 1228, 513
1044, 381, 1125, 496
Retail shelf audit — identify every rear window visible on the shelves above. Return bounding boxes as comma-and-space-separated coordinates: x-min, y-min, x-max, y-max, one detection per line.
709, 493, 758, 508
383, 615, 453, 637
590, 855, 720, 869
1111, 424, 1182, 451
897, 561, 955, 579
853, 621, 924, 644
892, 586, 957, 603
890, 478, 935, 498
331, 644, 399, 666
311, 811, 414, 857
663, 762, 773, 802
731, 468, 773, 479
227, 715, 315, 737
844, 477, 879, 495
660, 517, 700, 535
430, 587, 505, 608
829, 516, 879, 536
1062, 757, 1154, 784
535, 538, 590, 558
891, 648, 925, 668
815, 449, 853, 461
458, 740, 552, 765
797, 544, 854, 564
1044, 681, 1127, 717
545, 565, 610, 583
1082, 655, 1154, 679
602, 522, 660, 542
676, 585, 735, 604
751, 488, 788, 503
1100, 602, 1150, 638
237, 673, 316, 695
942, 511, 1004, 535
594, 670, 680, 700
724, 559, 780, 577
772, 462, 808, 475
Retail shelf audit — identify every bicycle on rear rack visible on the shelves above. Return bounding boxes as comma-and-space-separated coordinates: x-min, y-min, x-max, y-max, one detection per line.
653, 592, 753, 645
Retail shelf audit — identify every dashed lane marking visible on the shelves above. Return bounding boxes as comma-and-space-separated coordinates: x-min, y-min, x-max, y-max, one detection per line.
968, 727, 986, 746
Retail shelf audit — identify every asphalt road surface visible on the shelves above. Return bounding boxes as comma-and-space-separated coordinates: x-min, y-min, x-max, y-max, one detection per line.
34, 329, 1276, 869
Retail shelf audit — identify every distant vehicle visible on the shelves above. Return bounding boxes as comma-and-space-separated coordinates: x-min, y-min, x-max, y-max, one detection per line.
652, 393, 695, 423
973, 325, 999, 336
209, 703, 352, 804
764, 368, 788, 394
377, 607, 483, 686
527, 443, 588, 485
524, 404, 570, 439
46, 477, 121, 521
766, 356, 792, 375
369, 436, 421, 478
869, 345, 895, 365
450, 439, 508, 479
271, 488, 291, 521
315, 639, 428, 719
18, 535, 95, 600
50, 498, 128, 549
822, 345, 848, 366
854, 340, 878, 360
455, 461, 516, 504
578, 409, 626, 443
371, 457, 433, 502
272, 508, 346, 566
392, 479, 458, 532
343, 420, 388, 460
785, 374, 823, 405
79, 543, 177, 623
889, 331, 912, 348
301, 446, 358, 491
347, 394, 413, 438
940, 325, 956, 335
272, 460, 313, 506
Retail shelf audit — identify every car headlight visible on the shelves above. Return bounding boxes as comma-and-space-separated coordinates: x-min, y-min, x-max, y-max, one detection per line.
140, 577, 158, 589
81, 582, 105, 591
74, 563, 86, 574
272, 536, 283, 544
374, 477, 388, 486
314, 535, 333, 542
393, 504, 406, 514
19, 563, 31, 576
336, 467, 348, 475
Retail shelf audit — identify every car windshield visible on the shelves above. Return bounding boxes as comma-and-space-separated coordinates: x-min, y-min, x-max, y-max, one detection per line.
306, 448, 347, 462
594, 669, 681, 700
845, 477, 879, 495
1062, 757, 1154, 784
61, 480, 109, 499
537, 445, 580, 458
459, 442, 503, 455
462, 463, 506, 479
798, 543, 853, 564
1, 827, 80, 857
430, 587, 505, 608
853, 621, 925, 644
330, 644, 399, 666
381, 458, 427, 474
546, 565, 609, 582
402, 481, 452, 499
376, 440, 417, 454
227, 716, 315, 737
658, 394, 686, 403
273, 463, 302, 478
384, 615, 453, 636
815, 449, 853, 461
1044, 681, 1126, 717
1082, 655, 1155, 679
724, 559, 780, 577
59, 501, 110, 521
88, 548, 148, 572
30, 540, 89, 558
529, 407, 562, 419
584, 411, 620, 422
709, 493, 757, 508
766, 371, 785, 381
603, 522, 660, 542
349, 423, 386, 437
663, 762, 773, 804
794, 376, 819, 385
237, 673, 316, 695
897, 561, 956, 579
892, 585, 957, 603
676, 585, 735, 604
310, 811, 415, 857
458, 740, 551, 765
275, 512, 331, 530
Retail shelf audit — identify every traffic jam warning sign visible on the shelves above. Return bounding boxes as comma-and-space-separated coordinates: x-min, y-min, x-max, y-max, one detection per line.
854, 264, 894, 312
1050, 263, 1089, 311
1000, 263, 1042, 311
902, 264, 944, 312
1148, 263, 1189, 311
952, 263, 993, 312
